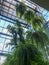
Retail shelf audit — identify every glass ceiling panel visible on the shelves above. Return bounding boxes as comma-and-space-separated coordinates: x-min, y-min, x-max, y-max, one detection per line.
0, 0, 49, 21
31, 0, 49, 11
0, 37, 12, 53
0, 18, 13, 55
0, 38, 5, 43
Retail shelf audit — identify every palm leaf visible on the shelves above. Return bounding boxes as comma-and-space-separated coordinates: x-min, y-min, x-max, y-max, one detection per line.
7, 25, 17, 45
16, 2, 27, 18
24, 10, 34, 24
32, 15, 44, 31
26, 31, 49, 48
13, 44, 43, 65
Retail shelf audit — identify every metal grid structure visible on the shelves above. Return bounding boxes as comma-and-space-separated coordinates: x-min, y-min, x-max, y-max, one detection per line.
0, 0, 49, 56
30, 0, 49, 11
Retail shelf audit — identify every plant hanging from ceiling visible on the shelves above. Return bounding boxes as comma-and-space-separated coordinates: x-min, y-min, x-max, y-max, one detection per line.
3, 1, 49, 65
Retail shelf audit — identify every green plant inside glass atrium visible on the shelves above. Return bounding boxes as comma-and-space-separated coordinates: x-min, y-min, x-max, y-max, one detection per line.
3, 2, 49, 65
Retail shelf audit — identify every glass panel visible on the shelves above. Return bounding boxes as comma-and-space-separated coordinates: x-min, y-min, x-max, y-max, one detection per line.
0, 27, 3, 32
0, 43, 4, 50
3, 2, 10, 7
0, 38, 5, 43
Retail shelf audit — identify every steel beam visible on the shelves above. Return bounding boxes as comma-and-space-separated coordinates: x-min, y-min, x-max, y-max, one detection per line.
0, 32, 12, 37
0, 14, 30, 29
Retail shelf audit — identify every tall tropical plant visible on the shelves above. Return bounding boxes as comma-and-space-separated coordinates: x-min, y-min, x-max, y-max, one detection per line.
3, 2, 49, 65
3, 44, 48, 65
16, 2, 49, 62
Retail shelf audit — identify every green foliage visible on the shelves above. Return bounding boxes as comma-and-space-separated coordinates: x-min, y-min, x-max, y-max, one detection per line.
24, 10, 34, 24
3, 2, 49, 65
26, 31, 49, 48
3, 44, 46, 65
7, 20, 25, 46
7, 25, 17, 45
16, 2, 27, 18
16, 2, 44, 31
32, 15, 44, 30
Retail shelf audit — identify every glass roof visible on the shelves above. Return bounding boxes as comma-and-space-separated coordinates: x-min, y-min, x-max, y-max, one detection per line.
31, 0, 49, 11
0, 19, 13, 55
0, 0, 49, 21
0, 0, 49, 56
0, 0, 16, 20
